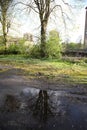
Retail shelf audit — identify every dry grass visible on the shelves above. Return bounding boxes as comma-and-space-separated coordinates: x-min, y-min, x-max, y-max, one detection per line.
0, 55, 87, 85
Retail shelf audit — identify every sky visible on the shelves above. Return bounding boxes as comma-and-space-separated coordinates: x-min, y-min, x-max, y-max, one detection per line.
3, 0, 87, 42
66, 0, 87, 42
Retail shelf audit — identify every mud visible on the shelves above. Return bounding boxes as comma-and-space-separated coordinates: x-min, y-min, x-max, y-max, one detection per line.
0, 65, 87, 130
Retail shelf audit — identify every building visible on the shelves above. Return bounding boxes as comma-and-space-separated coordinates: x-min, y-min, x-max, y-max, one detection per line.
84, 7, 87, 48
23, 33, 33, 42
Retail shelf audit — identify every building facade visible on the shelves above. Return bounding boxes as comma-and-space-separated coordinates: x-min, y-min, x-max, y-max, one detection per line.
84, 7, 87, 48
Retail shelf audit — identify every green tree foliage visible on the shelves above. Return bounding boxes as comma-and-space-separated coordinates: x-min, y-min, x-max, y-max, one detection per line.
45, 30, 62, 59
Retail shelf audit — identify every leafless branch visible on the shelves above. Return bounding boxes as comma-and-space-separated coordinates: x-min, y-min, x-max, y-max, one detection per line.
14, 1, 39, 14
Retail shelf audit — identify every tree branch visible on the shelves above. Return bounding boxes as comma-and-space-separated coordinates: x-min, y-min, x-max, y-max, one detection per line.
14, 1, 39, 14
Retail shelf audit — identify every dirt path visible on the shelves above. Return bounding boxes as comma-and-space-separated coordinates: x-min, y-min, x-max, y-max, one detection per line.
0, 64, 87, 98
0, 64, 87, 130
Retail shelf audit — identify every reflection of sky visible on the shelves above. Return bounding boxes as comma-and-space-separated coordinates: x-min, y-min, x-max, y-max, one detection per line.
8, 0, 87, 42
1, 87, 87, 129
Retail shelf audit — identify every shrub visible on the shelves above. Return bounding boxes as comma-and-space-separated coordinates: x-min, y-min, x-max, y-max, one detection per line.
65, 42, 82, 50
7, 44, 19, 54
18, 39, 34, 54
28, 30, 62, 59
0, 45, 6, 54
45, 32, 62, 59
29, 44, 41, 58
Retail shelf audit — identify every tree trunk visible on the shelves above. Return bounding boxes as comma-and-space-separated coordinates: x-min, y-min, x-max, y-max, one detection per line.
2, 11, 7, 51
40, 21, 47, 58
3, 24, 7, 49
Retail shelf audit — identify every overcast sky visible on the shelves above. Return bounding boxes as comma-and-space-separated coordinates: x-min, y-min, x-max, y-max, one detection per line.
8, 0, 87, 42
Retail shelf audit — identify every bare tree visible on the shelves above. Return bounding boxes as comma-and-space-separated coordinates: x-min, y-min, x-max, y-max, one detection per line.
0, 0, 15, 49
17, 0, 71, 57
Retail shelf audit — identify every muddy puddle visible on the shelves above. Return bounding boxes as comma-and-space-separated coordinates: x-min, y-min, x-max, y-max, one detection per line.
0, 87, 87, 130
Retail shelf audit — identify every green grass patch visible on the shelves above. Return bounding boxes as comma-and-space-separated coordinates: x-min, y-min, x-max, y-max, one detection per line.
0, 55, 87, 85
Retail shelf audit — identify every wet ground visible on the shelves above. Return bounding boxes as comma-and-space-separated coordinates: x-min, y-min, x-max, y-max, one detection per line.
0, 65, 87, 130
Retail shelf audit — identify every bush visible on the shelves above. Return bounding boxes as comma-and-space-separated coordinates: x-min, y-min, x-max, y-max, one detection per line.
45, 34, 62, 59
0, 45, 6, 54
18, 39, 34, 55
65, 42, 82, 50
28, 40, 62, 59
7, 44, 19, 54
6, 39, 33, 55
29, 44, 41, 58
28, 30, 62, 59
0, 36, 4, 45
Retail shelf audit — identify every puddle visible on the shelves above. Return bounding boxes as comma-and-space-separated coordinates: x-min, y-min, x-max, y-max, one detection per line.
0, 87, 87, 130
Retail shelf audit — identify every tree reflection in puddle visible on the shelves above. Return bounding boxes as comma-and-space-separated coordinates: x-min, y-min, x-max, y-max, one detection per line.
0, 87, 87, 130
3, 94, 20, 112
30, 90, 53, 122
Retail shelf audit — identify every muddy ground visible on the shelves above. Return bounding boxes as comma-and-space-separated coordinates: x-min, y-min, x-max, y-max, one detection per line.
0, 64, 87, 130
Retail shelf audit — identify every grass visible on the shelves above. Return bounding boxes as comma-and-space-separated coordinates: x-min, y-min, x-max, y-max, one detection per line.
0, 55, 87, 85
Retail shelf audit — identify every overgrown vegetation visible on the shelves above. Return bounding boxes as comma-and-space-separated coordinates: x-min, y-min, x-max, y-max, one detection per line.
45, 30, 62, 59
64, 42, 83, 50
0, 30, 63, 59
